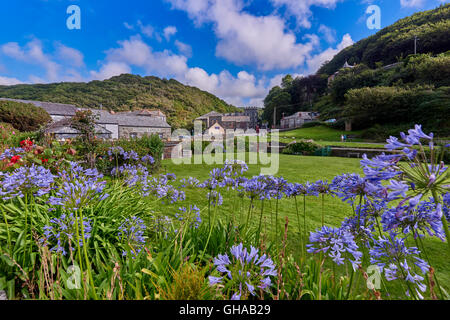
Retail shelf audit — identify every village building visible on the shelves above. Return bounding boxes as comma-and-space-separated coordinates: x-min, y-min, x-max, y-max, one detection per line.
280, 111, 320, 129
205, 121, 225, 136
0, 98, 171, 140
195, 110, 254, 132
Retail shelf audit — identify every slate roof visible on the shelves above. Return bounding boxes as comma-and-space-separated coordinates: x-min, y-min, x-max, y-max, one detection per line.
0, 98, 77, 116
1, 99, 171, 129
85, 108, 171, 128
43, 118, 112, 135
117, 114, 171, 128
222, 115, 250, 122
195, 111, 223, 120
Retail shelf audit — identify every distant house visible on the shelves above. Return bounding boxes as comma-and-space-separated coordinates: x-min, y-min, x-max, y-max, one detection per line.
280, 112, 320, 129
42, 118, 113, 140
0, 98, 171, 140
205, 121, 225, 136
195, 110, 253, 132
327, 61, 356, 85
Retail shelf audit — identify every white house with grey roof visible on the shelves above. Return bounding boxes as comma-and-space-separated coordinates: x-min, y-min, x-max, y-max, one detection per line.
0, 98, 171, 140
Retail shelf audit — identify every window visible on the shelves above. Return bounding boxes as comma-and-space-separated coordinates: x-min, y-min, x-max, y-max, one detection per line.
215, 126, 220, 130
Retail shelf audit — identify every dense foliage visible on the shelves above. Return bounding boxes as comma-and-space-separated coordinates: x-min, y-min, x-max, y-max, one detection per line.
0, 100, 52, 132
318, 3, 450, 75
262, 75, 328, 127
0, 74, 239, 129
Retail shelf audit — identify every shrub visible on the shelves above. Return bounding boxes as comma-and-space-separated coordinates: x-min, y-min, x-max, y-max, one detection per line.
301, 121, 323, 128
0, 100, 52, 131
282, 140, 321, 155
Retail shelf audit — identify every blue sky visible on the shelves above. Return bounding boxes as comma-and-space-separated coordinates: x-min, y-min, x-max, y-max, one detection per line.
0, 0, 447, 107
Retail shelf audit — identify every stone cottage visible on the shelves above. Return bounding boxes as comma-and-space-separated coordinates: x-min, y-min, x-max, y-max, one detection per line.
0, 98, 172, 140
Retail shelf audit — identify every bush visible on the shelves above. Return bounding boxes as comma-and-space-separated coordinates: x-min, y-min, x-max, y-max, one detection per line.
301, 121, 323, 128
0, 100, 52, 131
282, 140, 322, 155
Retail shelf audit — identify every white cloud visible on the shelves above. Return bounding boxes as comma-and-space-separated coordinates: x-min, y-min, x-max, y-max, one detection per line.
174, 40, 193, 57
163, 26, 178, 41
166, 0, 326, 71
137, 20, 156, 38
400, 0, 425, 8
0, 76, 22, 85
319, 24, 336, 43
305, 33, 354, 74
1, 39, 60, 82
55, 43, 85, 68
123, 22, 134, 30
0, 39, 88, 83
270, 0, 343, 28
90, 61, 131, 81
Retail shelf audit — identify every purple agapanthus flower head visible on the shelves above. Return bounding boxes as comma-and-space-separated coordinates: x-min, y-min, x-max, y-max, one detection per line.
208, 243, 277, 300
307, 226, 362, 269
369, 232, 429, 299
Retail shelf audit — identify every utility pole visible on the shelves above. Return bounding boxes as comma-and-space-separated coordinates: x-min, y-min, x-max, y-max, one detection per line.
273, 106, 277, 129
414, 35, 419, 55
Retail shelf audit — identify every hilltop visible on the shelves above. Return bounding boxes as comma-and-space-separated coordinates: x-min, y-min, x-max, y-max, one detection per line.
318, 3, 450, 75
0, 74, 239, 129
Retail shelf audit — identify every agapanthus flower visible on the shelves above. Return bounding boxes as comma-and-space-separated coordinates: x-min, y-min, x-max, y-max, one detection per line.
223, 159, 248, 176
180, 176, 200, 188
107, 146, 125, 157
307, 226, 362, 269
111, 164, 149, 186
240, 176, 270, 200
42, 213, 92, 256
369, 232, 429, 299
381, 196, 445, 240
175, 205, 202, 229
0, 164, 55, 200
360, 153, 403, 182
207, 190, 223, 206
118, 216, 146, 258
208, 243, 277, 300
331, 174, 386, 203
48, 162, 108, 210
443, 193, 450, 222
141, 154, 155, 164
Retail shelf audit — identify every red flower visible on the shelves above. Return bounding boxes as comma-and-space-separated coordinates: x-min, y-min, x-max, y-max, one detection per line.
10, 155, 21, 164
20, 140, 33, 151
41, 158, 49, 164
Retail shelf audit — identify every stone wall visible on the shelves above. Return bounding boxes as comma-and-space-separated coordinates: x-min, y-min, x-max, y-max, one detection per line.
119, 126, 171, 140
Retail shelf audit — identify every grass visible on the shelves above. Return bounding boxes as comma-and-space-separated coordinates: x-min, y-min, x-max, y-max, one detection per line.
161, 153, 450, 295
275, 125, 365, 142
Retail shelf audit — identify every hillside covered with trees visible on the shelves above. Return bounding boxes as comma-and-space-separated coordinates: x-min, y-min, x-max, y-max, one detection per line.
262, 4, 450, 139
0, 74, 238, 129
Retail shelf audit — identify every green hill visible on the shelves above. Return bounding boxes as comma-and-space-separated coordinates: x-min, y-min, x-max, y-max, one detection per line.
0, 74, 239, 129
318, 3, 450, 75
262, 4, 450, 138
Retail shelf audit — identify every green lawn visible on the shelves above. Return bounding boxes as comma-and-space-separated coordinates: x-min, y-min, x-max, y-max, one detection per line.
275, 125, 365, 142
160, 153, 450, 296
